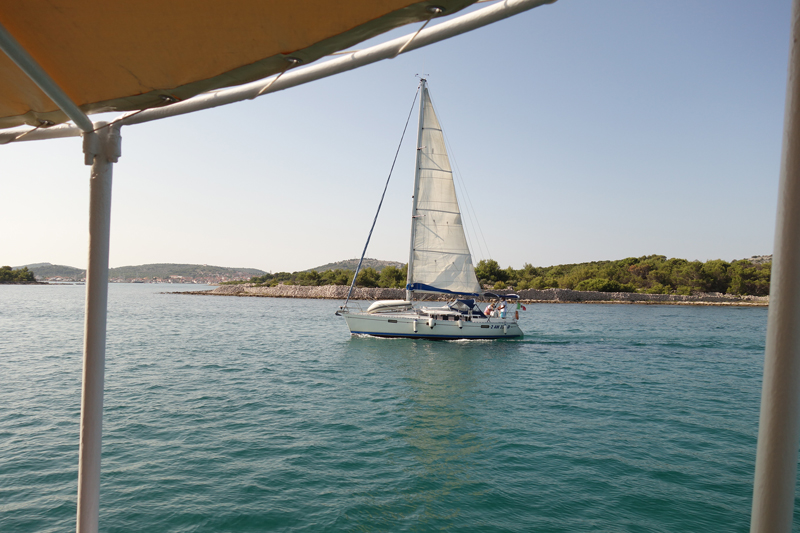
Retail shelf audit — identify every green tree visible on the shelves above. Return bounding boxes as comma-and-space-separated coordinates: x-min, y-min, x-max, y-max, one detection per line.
294, 270, 322, 286
574, 278, 635, 293
700, 259, 731, 293
0, 266, 36, 284
356, 267, 380, 288
321, 269, 353, 286
378, 265, 406, 288
475, 259, 508, 283
727, 261, 770, 296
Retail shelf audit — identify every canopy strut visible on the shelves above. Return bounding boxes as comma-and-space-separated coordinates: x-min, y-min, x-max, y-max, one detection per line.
0, 22, 93, 132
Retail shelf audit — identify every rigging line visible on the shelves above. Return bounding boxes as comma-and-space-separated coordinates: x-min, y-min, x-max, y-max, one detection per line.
91, 94, 181, 133
392, 6, 443, 58
440, 124, 490, 260
254, 57, 302, 98
451, 144, 488, 260
441, 120, 491, 260
453, 168, 480, 261
427, 92, 491, 261
339, 85, 421, 312
10, 120, 54, 142
459, 161, 492, 261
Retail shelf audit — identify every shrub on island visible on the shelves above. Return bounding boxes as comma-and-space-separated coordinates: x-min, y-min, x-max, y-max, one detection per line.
0, 266, 36, 284
573, 278, 636, 293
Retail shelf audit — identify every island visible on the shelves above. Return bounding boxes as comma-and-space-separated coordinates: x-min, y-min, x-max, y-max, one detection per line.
176, 255, 772, 306
0, 266, 38, 284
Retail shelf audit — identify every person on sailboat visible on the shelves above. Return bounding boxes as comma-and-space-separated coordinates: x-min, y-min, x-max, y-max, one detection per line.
485, 302, 495, 317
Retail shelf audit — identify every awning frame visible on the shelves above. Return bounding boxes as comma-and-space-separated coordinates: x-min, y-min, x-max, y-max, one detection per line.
0, 0, 556, 145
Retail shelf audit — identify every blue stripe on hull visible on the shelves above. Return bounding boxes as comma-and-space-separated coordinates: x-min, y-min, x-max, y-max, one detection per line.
350, 330, 522, 340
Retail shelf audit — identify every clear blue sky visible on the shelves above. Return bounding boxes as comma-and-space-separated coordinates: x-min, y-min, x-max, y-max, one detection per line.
1, 0, 791, 272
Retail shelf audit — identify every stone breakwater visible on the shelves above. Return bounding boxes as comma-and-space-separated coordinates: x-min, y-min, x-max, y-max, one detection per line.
208, 284, 407, 300
187, 284, 769, 306
514, 288, 768, 306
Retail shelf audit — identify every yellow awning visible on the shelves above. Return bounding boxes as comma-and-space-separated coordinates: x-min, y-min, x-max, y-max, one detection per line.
0, 0, 475, 130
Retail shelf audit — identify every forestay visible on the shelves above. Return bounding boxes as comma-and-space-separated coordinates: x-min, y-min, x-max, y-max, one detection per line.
407, 82, 481, 297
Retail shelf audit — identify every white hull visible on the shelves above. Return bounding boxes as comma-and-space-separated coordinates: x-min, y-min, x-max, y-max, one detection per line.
342, 311, 522, 340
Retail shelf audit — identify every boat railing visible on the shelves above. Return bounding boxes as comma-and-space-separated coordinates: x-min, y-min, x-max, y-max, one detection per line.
337, 302, 365, 314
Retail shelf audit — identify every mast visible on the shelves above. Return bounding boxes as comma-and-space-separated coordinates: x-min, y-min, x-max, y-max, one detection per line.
406, 78, 427, 302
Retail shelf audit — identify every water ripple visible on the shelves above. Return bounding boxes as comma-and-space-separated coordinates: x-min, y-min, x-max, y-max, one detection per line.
0, 286, 781, 531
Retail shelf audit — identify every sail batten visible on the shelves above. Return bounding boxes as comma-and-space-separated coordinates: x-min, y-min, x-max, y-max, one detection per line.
414, 250, 472, 255
407, 81, 481, 297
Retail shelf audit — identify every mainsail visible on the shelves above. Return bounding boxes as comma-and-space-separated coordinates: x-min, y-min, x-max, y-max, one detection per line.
407, 81, 482, 297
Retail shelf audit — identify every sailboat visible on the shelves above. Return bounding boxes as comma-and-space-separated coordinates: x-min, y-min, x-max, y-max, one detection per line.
338, 79, 523, 340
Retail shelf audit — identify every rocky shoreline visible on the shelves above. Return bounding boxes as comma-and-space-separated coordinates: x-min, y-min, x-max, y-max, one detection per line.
176, 284, 769, 306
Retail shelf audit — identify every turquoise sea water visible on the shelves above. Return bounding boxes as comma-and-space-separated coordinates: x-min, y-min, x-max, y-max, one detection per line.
0, 284, 793, 531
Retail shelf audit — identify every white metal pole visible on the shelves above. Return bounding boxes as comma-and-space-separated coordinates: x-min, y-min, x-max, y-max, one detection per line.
751, 0, 800, 530
76, 123, 120, 533
406, 78, 427, 302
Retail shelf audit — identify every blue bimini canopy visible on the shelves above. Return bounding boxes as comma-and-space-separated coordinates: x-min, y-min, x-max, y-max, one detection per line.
449, 299, 485, 316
